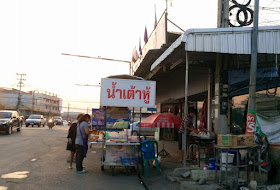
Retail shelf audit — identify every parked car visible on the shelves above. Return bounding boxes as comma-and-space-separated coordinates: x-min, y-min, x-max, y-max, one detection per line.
25, 114, 45, 127
129, 121, 155, 136
0, 110, 21, 135
53, 116, 63, 125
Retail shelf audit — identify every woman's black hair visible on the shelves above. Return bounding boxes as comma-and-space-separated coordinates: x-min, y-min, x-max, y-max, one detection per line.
78, 114, 91, 123
189, 107, 197, 114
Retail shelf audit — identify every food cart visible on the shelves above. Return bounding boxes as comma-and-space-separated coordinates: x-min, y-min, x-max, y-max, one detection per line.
90, 75, 156, 175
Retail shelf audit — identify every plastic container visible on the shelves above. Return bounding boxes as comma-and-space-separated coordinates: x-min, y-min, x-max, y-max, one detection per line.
203, 165, 208, 170
208, 157, 216, 170
220, 153, 234, 171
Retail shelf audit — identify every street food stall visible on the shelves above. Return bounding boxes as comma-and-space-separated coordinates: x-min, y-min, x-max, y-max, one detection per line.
90, 75, 156, 175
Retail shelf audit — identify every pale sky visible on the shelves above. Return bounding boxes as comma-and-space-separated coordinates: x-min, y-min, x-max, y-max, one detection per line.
0, 0, 279, 113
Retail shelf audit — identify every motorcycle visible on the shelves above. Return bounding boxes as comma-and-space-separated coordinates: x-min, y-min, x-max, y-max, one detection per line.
47, 118, 55, 129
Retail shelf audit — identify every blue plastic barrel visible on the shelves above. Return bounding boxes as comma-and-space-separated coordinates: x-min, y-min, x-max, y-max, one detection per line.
209, 157, 216, 170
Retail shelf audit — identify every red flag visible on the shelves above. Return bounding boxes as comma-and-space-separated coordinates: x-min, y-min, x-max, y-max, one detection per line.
144, 26, 148, 43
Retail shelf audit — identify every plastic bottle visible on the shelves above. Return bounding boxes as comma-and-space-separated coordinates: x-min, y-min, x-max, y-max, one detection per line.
105, 131, 109, 140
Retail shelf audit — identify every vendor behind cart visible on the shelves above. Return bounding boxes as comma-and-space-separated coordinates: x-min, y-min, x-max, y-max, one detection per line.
178, 108, 198, 163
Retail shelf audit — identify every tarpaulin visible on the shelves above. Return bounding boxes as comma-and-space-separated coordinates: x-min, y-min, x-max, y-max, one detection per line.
256, 114, 280, 144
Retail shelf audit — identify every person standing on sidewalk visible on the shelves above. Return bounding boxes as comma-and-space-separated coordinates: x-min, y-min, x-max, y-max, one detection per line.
178, 108, 198, 163
66, 113, 83, 169
75, 114, 92, 173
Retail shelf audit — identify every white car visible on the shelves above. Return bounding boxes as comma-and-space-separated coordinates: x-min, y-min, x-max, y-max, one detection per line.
25, 114, 45, 127
129, 121, 155, 136
63, 120, 68, 126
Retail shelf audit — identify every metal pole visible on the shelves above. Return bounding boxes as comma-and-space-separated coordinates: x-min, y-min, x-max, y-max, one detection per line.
31, 91, 35, 114
207, 69, 212, 132
247, 0, 259, 130
183, 52, 190, 168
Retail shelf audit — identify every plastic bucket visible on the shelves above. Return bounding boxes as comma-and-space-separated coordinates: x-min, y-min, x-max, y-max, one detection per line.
208, 158, 216, 170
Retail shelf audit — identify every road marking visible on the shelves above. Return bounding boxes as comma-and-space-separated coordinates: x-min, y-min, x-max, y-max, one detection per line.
0, 186, 8, 190
91, 151, 96, 154
1, 171, 29, 179
31, 159, 37, 162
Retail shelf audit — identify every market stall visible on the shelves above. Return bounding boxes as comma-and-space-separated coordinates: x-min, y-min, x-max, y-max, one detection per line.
93, 75, 156, 175
140, 112, 182, 157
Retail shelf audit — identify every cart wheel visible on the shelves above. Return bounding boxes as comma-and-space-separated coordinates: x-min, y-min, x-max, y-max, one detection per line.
101, 166, 104, 171
125, 167, 130, 176
110, 167, 115, 176
131, 166, 136, 171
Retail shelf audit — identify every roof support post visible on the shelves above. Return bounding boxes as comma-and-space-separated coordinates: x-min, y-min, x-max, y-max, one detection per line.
214, 54, 228, 134
207, 69, 212, 132
183, 52, 189, 168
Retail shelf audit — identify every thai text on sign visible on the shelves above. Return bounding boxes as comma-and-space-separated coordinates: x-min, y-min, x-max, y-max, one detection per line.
100, 78, 156, 107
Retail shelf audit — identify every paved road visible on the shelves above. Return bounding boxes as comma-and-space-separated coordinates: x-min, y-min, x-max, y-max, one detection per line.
0, 125, 145, 190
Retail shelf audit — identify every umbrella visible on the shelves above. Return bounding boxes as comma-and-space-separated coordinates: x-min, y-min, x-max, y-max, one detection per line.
139, 113, 183, 157
140, 113, 182, 128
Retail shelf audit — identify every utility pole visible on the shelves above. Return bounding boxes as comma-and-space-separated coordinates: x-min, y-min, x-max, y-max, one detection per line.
67, 103, 70, 120
246, 0, 259, 134
217, 0, 229, 28
16, 73, 26, 113
31, 91, 35, 114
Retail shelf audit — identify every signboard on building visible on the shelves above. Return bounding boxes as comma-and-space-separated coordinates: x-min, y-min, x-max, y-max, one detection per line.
100, 78, 156, 107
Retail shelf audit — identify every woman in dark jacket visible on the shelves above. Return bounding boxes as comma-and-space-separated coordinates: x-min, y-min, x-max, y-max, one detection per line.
67, 113, 83, 169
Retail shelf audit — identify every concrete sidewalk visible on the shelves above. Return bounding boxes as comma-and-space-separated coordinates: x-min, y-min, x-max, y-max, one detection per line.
142, 140, 223, 190
141, 140, 273, 190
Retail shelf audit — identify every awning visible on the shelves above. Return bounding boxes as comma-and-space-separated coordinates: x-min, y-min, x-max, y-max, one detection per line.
150, 26, 280, 71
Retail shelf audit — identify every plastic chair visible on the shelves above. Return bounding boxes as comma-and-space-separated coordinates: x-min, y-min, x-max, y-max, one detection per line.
140, 140, 161, 177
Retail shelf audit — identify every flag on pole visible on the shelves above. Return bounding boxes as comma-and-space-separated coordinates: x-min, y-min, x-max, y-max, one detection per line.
139, 37, 142, 56
132, 46, 139, 62
144, 26, 148, 43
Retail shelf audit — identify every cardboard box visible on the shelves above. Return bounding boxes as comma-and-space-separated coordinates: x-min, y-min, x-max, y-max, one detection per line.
218, 135, 237, 146
232, 135, 238, 147
237, 135, 255, 146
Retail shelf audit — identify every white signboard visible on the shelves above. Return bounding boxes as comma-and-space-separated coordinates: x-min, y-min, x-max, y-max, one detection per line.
100, 78, 156, 107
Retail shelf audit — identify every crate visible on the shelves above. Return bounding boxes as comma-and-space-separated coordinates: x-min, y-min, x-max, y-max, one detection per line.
120, 157, 138, 166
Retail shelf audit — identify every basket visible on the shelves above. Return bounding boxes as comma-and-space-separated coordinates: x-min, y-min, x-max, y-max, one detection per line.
120, 157, 138, 166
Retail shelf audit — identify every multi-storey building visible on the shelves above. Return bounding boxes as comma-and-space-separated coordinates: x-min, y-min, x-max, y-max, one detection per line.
0, 87, 62, 117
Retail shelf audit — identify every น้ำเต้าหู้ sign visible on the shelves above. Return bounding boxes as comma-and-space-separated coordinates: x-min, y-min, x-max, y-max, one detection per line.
100, 78, 156, 108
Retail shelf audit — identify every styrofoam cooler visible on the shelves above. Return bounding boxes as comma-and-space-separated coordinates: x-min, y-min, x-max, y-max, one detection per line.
221, 153, 235, 171
221, 153, 234, 163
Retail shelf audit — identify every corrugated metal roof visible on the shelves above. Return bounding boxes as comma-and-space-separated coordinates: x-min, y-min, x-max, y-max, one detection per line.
150, 26, 280, 71
185, 26, 280, 54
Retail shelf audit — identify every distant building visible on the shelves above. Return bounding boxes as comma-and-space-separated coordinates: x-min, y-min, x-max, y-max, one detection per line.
0, 87, 62, 117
